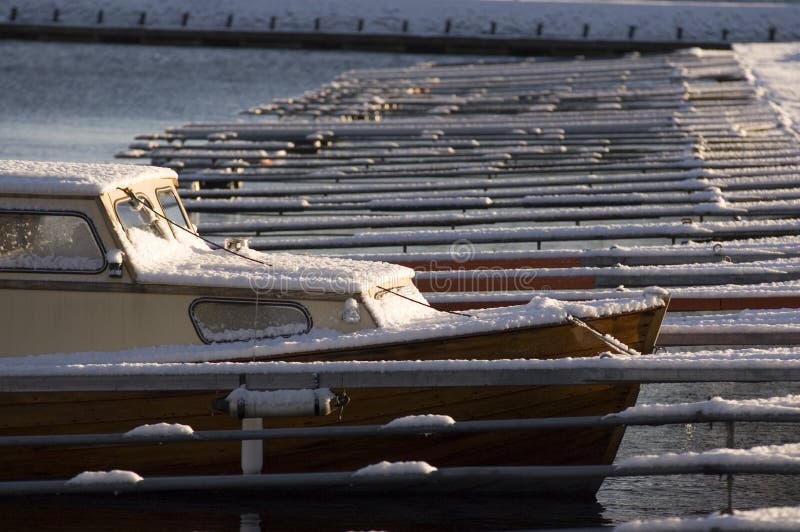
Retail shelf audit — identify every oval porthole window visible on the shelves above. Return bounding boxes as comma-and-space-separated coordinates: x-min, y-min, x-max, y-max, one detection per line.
189, 298, 312, 344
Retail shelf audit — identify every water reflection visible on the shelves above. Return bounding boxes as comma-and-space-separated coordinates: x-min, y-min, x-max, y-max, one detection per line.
0, 492, 609, 531
599, 381, 800, 523
0, 40, 470, 163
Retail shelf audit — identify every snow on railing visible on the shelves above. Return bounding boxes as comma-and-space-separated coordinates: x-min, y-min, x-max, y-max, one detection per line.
2, 394, 800, 449
1, 360, 799, 523
0, 394, 799, 488
615, 506, 800, 531
2, 443, 800, 497
2, 348, 800, 391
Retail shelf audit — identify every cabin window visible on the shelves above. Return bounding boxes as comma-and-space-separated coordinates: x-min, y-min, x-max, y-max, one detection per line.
115, 195, 167, 238
156, 187, 191, 234
0, 211, 105, 273
189, 298, 313, 344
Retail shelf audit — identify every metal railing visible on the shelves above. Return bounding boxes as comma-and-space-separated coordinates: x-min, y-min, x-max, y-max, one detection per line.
2, 355, 800, 391
0, 354, 799, 500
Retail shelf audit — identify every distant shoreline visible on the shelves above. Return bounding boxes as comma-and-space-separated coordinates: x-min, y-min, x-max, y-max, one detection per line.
0, 24, 729, 55
1, 0, 798, 54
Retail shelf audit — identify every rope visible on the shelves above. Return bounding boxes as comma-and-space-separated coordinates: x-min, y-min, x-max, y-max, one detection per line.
565, 315, 640, 357
121, 189, 469, 319
376, 285, 473, 318
118, 187, 271, 268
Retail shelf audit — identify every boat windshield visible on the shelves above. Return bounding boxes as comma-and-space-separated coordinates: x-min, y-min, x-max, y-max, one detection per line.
156, 188, 191, 233
115, 195, 167, 239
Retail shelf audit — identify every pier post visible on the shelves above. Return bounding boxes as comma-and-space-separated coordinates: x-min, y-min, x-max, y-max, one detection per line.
241, 418, 263, 475
725, 421, 735, 514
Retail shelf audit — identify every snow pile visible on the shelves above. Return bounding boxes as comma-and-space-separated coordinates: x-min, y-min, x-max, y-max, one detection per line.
350, 290, 661, 337
341, 297, 361, 324
735, 44, 800, 139
610, 394, 800, 420
352, 460, 437, 477
224, 386, 336, 416
616, 506, 800, 531
195, 322, 310, 344
361, 282, 440, 328
66, 470, 144, 486
0, 160, 173, 195
123, 227, 414, 295
381, 414, 456, 430
123, 422, 194, 438
599, 331, 640, 357
105, 248, 124, 264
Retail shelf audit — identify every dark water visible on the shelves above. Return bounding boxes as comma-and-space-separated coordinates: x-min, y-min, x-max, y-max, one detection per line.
0, 40, 457, 163
1, 40, 799, 530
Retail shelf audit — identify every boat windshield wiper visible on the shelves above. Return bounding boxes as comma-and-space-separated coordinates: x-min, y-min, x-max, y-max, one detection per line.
118, 187, 272, 268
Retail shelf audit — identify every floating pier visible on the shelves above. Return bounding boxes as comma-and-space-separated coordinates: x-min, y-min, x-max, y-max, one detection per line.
121, 48, 800, 336
81, 45, 800, 525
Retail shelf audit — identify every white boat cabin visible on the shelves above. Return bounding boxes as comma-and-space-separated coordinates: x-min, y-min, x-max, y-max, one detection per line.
0, 160, 421, 356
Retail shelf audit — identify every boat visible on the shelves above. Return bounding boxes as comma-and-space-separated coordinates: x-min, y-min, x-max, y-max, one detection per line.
0, 160, 669, 494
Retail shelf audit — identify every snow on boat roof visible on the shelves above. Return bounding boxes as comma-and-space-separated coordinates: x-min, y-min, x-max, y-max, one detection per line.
0, 160, 176, 195
124, 228, 415, 294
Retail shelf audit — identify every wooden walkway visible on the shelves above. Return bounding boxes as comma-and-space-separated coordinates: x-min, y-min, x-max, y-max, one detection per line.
121, 49, 800, 320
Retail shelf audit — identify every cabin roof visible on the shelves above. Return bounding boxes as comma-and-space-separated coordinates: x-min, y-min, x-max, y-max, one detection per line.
0, 160, 177, 196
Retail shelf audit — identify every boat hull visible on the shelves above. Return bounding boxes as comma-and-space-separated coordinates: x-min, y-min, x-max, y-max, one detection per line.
0, 303, 666, 495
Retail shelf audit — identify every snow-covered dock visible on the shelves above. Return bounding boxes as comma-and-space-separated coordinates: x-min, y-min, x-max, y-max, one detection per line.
80, 44, 800, 523
3, 0, 800, 53
121, 47, 800, 325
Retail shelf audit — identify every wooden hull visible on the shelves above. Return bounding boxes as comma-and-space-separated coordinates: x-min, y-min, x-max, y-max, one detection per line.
0, 303, 666, 495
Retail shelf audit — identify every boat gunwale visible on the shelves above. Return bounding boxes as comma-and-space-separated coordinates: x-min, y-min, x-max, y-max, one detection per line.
233, 301, 668, 363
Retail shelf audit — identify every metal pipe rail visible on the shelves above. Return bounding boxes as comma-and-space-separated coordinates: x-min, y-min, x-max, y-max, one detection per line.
178, 168, 711, 186
183, 191, 742, 212
185, 176, 713, 200
177, 168, 800, 194
343, 247, 793, 269
242, 218, 800, 251
2, 356, 800, 392
3, 463, 800, 496
1, 410, 799, 449
412, 264, 800, 290
176, 161, 800, 186
191, 199, 797, 225
195, 204, 751, 234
